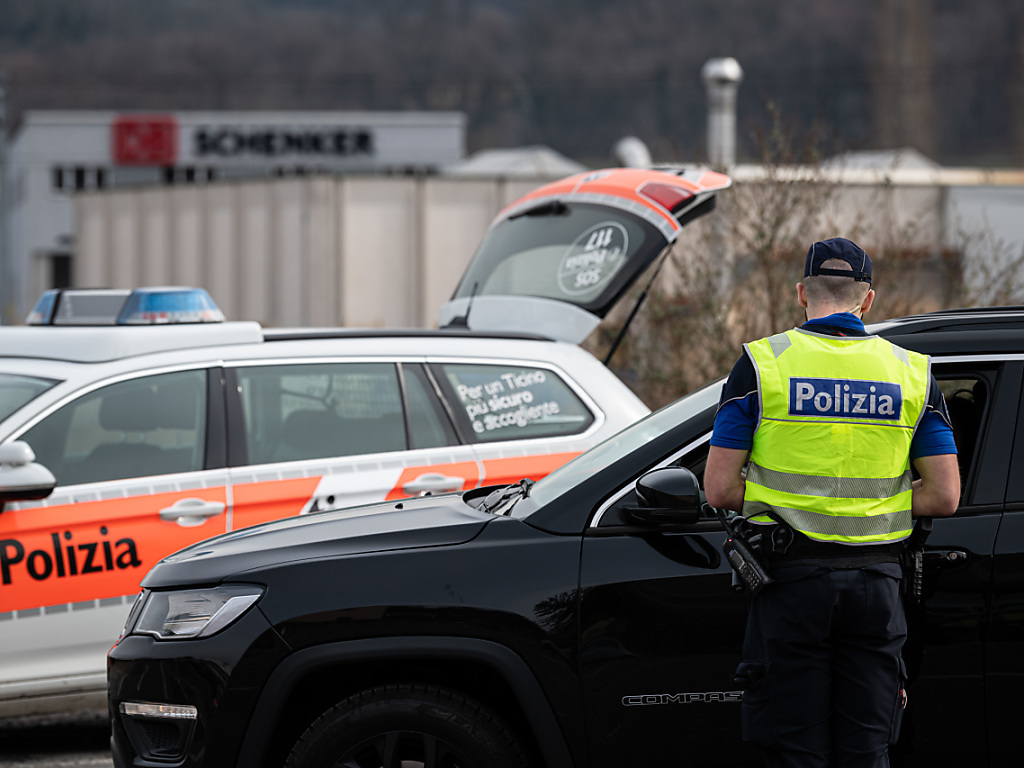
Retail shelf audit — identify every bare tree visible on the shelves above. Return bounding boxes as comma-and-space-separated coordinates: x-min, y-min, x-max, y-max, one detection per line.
587, 106, 1024, 409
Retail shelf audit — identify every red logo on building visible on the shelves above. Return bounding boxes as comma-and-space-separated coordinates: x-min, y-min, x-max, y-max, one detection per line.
112, 116, 178, 165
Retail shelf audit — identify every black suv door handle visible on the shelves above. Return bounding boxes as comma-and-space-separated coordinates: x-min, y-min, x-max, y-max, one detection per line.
923, 549, 969, 565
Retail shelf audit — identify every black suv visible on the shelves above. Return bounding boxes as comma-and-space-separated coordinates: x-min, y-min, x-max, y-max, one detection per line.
107, 307, 1024, 768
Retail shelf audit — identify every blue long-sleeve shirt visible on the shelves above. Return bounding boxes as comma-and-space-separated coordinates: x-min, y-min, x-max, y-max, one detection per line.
710, 313, 957, 460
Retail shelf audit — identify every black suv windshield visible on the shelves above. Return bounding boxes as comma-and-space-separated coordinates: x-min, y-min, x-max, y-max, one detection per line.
519, 380, 724, 514
0, 373, 59, 424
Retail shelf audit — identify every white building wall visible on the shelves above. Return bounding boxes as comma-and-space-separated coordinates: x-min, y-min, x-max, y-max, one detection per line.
73, 175, 560, 330
728, 164, 1024, 306
420, 179, 498, 329
238, 184, 274, 324
340, 178, 419, 328
69, 169, 1024, 331
139, 190, 170, 287
946, 186, 1024, 301
307, 178, 339, 328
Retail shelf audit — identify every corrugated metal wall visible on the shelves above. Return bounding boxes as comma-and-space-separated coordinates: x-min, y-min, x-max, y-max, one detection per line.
75, 175, 546, 329
75, 170, 1024, 330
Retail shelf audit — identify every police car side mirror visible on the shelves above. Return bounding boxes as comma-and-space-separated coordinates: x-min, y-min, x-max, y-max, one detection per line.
626, 467, 701, 526
0, 441, 57, 506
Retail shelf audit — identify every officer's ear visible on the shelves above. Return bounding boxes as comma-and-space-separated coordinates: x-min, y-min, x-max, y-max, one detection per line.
860, 288, 875, 316
796, 282, 808, 309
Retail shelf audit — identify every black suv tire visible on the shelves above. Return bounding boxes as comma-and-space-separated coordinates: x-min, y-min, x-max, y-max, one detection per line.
284, 683, 536, 768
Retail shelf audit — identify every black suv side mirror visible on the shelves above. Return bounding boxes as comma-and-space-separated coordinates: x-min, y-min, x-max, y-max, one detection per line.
627, 466, 701, 526
0, 441, 57, 509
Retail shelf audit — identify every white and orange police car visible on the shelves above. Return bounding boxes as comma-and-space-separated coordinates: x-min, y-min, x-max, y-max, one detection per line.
0, 165, 730, 717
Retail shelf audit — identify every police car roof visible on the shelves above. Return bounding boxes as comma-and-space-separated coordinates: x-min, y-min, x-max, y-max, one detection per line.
0, 322, 266, 363
0, 323, 556, 364
262, 327, 553, 343
4, 286, 562, 362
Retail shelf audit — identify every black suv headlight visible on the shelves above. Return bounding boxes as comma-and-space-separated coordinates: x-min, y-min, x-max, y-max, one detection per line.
129, 585, 264, 640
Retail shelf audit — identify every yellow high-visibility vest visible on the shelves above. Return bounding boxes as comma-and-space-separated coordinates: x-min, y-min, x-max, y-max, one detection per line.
743, 328, 930, 544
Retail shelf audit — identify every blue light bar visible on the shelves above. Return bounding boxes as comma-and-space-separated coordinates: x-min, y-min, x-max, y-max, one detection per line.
117, 288, 225, 325
25, 290, 60, 325
26, 289, 132, 326
25, 288, 225, 326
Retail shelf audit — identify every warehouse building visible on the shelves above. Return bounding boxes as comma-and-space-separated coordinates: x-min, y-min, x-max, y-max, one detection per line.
2, 110, 466, 323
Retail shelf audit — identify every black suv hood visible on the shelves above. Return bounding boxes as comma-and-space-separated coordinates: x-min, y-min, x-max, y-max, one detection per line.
142, 495, 492, 588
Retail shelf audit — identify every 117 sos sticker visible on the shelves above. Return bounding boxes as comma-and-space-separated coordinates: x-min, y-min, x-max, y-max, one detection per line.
557, 222, 628, 296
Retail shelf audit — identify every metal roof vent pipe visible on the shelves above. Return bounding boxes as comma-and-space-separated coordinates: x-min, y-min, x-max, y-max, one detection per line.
701, 57, 744, 171
612, 136, 653, 169
701, 57, 743, 300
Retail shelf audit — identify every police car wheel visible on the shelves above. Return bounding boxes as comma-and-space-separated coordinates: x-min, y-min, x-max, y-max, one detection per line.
284, 683, 535, 768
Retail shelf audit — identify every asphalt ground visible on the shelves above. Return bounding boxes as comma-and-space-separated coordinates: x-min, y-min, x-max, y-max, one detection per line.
0, 709, 112, 768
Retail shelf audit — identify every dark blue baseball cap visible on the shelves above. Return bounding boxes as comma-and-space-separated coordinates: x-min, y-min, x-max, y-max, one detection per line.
804, 237, 872, 283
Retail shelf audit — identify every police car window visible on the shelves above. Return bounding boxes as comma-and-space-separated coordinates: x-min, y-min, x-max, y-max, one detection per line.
453, 205, 657, 312
235, 363, 405, 464
403, 365, 457, 450
19, 370, 207, 487
0, 374, 59, 424
434, 363, 593, 443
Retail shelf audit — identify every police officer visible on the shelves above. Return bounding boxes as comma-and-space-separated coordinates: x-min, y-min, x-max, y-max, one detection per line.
704, 237, 961, 768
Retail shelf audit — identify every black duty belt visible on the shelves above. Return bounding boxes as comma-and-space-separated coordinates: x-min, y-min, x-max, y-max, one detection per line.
764, 528, 903, 568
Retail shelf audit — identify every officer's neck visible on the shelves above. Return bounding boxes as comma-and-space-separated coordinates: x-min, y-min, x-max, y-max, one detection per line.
805, 305, 863, 322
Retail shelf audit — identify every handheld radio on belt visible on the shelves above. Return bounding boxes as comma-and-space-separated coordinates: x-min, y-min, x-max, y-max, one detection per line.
901, 516, 933, 605
711, 505, 774, 595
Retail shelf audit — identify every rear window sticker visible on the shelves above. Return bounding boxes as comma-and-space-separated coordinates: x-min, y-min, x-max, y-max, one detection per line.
557, 222, 628, 296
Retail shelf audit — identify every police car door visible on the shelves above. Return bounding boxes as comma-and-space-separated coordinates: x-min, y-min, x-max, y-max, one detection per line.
0, 367, 228, 709
224, 360, 477, 528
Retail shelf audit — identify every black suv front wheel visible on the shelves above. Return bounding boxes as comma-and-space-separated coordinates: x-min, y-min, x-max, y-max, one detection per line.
285, 683, 535, 768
